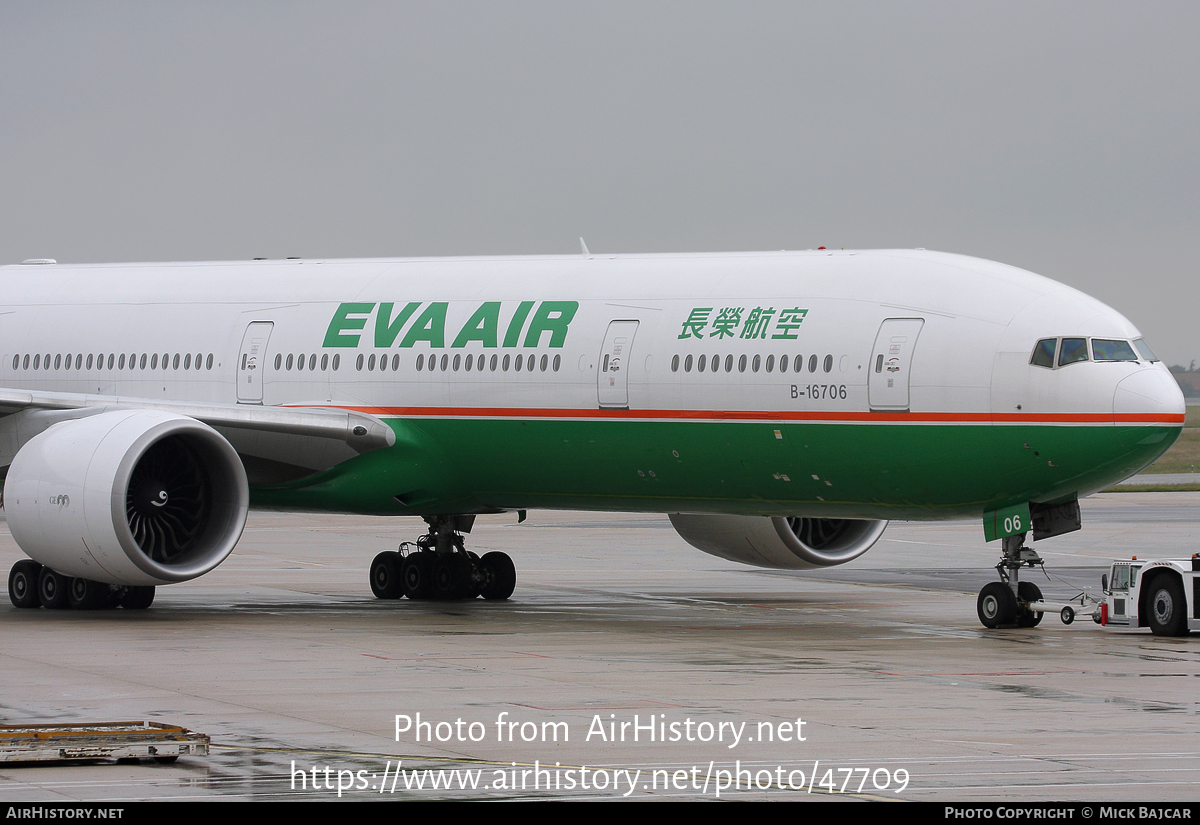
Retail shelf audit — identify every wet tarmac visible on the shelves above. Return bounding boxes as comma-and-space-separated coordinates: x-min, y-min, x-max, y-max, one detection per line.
1, 493, 1198, 801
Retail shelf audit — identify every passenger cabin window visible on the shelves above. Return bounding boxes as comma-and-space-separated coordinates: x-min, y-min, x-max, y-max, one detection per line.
1030, 339, 1056, 368
1057, 338, 1089, 366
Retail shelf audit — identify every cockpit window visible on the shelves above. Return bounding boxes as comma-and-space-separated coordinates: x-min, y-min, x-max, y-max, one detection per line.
1133, 338, 1159, 362
1058, 338, 1089, 366
1030, 338, 1056, 368
1091, 339, 1138, 361
1034, 336, 1155, 369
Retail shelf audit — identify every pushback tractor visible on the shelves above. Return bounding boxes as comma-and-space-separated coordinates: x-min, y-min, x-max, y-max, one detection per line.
1098, 555, 1200, 637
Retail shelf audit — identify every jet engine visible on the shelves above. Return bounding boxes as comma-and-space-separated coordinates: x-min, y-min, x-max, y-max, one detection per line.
668, 514, 887, 569
5, 410, 249, 586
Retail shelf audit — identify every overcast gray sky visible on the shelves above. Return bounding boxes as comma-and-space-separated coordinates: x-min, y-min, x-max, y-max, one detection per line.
2, 1, 1196, 364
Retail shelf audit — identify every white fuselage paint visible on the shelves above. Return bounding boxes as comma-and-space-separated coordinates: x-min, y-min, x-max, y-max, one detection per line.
0, 249, 1179, 427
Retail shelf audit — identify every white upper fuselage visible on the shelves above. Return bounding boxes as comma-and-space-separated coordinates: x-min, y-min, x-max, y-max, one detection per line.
0, 249, 1178, 425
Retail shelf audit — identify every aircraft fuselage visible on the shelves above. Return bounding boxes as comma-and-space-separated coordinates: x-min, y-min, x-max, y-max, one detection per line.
0, 249, 1181, 521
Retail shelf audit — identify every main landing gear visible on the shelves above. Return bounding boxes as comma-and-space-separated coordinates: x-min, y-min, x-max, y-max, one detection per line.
8, 559, 155, 610
976, 533, 1046, 629
370, 515, 516, 602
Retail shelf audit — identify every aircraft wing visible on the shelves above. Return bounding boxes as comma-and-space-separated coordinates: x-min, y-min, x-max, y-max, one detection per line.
0, 387, 395, 481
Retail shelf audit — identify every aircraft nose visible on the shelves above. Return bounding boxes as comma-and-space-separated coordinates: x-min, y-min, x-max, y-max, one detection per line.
1113, 368, 1185, 420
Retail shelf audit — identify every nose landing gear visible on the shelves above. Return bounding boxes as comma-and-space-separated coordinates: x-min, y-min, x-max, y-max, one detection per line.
976, 533, 1046, 628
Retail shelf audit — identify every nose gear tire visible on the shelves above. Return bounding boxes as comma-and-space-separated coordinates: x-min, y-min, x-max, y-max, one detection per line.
978, 582, 1017, 628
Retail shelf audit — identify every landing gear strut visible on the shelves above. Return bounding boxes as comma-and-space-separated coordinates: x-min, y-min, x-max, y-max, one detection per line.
370, 515, 516, 602
977, 533, 1045, 628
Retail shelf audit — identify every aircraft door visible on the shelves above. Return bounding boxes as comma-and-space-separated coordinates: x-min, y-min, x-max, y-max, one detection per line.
237, 321, 274, 404
597, 320, 639, 409
868, 318, 924, 412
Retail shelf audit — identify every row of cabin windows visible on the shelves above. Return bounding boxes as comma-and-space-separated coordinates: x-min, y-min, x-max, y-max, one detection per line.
274, 353, 340, 372
671, 352, 835, 375
13, 352, 214, 372
356, 352, 563, 373
16, 348, 858, 379
13, 350, 565, 376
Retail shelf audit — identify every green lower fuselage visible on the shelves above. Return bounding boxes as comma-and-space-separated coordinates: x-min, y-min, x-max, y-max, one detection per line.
252, 416, 1180, 520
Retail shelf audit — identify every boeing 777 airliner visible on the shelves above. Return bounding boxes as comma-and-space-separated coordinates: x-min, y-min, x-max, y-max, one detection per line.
0, 249, 1185, 629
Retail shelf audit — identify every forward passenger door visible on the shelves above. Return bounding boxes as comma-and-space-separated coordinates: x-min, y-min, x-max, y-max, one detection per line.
597, 320, 639, 409
236, 321, 274, 404
868, 318, 924, 412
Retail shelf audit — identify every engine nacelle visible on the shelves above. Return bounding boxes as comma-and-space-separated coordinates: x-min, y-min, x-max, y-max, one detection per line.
669, 514, 887, 570
5, 410, 249, 586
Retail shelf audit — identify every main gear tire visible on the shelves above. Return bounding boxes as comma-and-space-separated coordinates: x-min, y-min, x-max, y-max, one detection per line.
402, 553, 434, 600
68, 578, 113, 610
433, 554, 473, 600
117, 586, 156, 610
479, 552, 516, 601
37, 568, 70, 610
370, 552, 404, 599
8, 560, 43, 609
